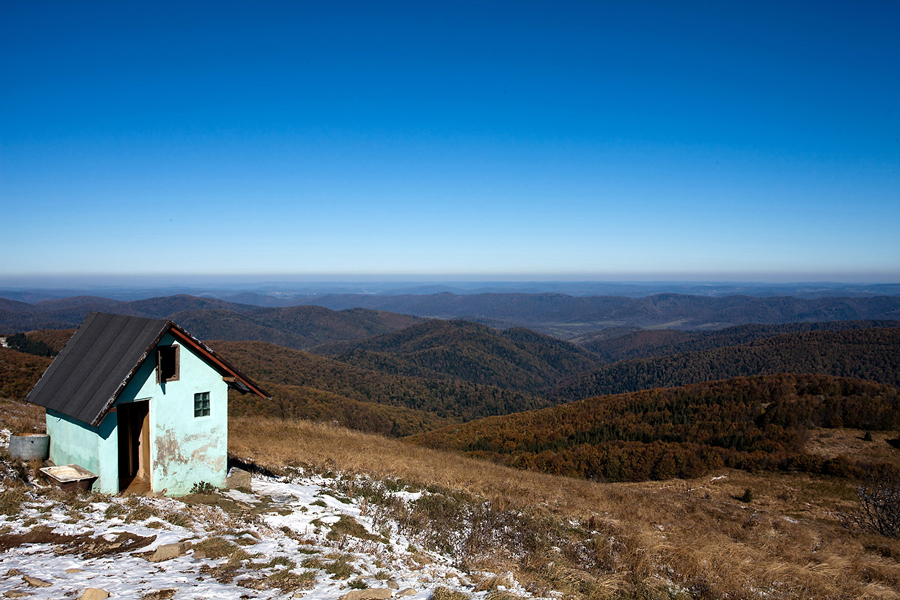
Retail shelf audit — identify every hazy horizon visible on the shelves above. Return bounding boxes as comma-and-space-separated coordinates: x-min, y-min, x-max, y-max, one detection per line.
1, 273, 898, 293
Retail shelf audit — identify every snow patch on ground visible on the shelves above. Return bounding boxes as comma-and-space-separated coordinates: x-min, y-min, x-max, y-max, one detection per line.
0, 470, 538, 600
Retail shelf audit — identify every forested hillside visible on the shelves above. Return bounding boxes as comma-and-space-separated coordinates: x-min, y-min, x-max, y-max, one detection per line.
228, 382, 451, 436
20, 329, 75, 354
0, 348, 52, 400
4, 310, 900, 452
213, 340, 550, 423
318, 319, 598, 394
0, 337, 548, 436
558, 327, 900, 400
412, 374, 900, 482
578, 320, 900, 363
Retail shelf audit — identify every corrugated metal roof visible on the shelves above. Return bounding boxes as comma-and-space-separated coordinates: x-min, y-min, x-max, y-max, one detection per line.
26, 312, 269, 426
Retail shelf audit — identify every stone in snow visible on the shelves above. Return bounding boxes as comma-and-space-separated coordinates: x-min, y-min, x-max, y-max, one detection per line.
226, 467, 252, 490
148, 541, 192, 563
340, 589, 393, 600
23, 576, 51, 588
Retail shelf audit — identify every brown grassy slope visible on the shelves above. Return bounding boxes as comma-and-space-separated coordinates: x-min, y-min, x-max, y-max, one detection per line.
229, 383, 451, 437
0, 397, 45, 434
230, 416, 900, 599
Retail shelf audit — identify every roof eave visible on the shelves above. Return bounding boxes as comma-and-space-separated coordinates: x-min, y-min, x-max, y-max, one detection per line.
168, 325, 271, 400
87, 320, 270, 426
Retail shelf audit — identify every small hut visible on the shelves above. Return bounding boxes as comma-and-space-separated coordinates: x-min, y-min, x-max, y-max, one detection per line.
26, 312, 268, 495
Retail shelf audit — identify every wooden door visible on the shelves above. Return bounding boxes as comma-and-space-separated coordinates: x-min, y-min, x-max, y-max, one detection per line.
118, 401, 150, 489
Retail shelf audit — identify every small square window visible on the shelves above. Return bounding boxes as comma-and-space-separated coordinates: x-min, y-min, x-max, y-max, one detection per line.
194, 392, 210, 417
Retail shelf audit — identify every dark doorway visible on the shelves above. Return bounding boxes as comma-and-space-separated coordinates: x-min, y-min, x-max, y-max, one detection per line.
118, 400, 150, 492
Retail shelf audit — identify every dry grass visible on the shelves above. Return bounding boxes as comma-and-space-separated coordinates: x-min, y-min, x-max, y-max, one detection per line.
326, 514, 384, 543
0, 482, 28, 516
0, 397, 46, 435
231, 416, 900, 600
194, 537, 243, 560
431, 587, 470, 600
806, 428, 900, 464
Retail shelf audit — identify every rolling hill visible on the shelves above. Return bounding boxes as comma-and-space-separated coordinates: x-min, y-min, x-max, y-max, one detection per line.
317, 319, 599, 394
0, 336, 550, 436
213, 339, 552, 424
18, 329, 75, 354
556, 327, 900, 401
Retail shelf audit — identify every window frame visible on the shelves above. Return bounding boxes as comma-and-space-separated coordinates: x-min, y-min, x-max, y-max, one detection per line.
156, 345, 180, 384
193, 391, 210, 418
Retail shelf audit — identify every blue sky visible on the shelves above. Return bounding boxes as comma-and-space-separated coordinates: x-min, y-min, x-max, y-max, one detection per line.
1, 1, 898, 283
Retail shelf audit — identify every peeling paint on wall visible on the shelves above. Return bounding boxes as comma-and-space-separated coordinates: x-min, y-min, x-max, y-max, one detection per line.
154, 427, 225, 486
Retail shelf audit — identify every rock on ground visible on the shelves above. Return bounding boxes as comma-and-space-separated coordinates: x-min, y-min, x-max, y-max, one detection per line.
225, 467, 252, 490
148, 541, 192, 563
340, 589, 393, 600
23, 576, 51, 588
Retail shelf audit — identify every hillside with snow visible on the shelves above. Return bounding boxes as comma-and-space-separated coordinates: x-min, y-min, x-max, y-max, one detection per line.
0, 456, 529, 599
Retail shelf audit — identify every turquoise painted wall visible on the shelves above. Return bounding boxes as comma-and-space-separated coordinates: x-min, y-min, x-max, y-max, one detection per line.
45, 409, 117, 493
46, 332, 229, 496
121, 333, 228, 496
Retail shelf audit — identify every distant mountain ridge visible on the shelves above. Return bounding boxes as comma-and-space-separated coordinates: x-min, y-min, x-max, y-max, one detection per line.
4, 292, 900, 336
4, 281, 899, 304
0, 294, 423, 350
265, 292, 900, 331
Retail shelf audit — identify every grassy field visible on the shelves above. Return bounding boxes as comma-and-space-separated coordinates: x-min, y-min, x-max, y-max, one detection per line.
3, 396, 900, 598
230, 416, 900, 599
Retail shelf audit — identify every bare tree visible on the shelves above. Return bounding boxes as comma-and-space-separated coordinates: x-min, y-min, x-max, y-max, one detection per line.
853, 465, 900, 538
